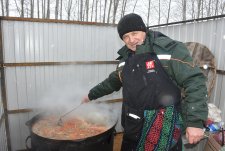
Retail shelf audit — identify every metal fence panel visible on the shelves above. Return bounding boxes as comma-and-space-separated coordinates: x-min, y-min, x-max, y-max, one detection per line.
1, 17, 225, 150
2, 21, 122, 63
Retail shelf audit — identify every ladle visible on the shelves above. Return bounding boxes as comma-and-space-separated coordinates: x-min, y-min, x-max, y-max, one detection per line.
57, 103, 83, 126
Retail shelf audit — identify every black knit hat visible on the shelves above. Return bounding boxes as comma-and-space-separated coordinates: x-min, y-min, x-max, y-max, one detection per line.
117, 13, 147, 39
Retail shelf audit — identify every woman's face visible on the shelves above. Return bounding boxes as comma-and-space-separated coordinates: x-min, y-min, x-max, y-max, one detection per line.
122, 31, 146, 51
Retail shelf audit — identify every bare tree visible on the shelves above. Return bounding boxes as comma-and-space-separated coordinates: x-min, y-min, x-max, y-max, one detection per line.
201, 0, 204, 17
158, 0, 161, 24
91, 0, 94, 21
214, 0, 219, 16
147, 0, 151, 25
14, 0, 21, 16
20, 0, 25, 17
5, 0, 9, 16
112, 0, 120, 23
207, 0, 212, 17
221, 1, 225, 14
198, 0, 203, 18
79, 0, 83, 21
1, 0, 224, 23
120, 0, 127, 19
99, 0, 102, 22
103, 0, 107, 23
191, 0, 195, 19
197, 0, 201, 18
85, 0, 89, 21
132, 0, 138, 12
182, 0, 186, 21
42, 0, 45, 18
25, 1, 29, 17
46, 0, 50, 19
37, 0, 40, 18
55, 0, 59, 19
66, 0, 73, 20
30, 0, 34, 18
167, 0, 172, 23
72, 0, 77, 20
1, 0, 4, 16
60, 0, 62, 19
95, 0, 98, 22
107, 0, 112, 23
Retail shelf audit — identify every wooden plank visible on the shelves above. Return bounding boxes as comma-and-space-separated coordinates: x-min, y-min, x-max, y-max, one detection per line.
0, 61, 118, 67
217, 69, 225, 75
7, 109, 33, 114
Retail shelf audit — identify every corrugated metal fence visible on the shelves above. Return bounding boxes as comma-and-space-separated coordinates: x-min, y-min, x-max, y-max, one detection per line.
0, 18, 123, 151
0, 16, 225, 151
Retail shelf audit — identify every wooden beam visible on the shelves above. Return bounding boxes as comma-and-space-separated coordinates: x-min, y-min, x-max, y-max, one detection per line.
216, 69, 225, 75
7, 109, 33, 114
0, 61, 118, 67
5, 99, 123, 115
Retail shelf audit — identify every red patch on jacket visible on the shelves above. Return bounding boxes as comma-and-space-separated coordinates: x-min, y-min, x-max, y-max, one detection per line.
146, 60, 155, 69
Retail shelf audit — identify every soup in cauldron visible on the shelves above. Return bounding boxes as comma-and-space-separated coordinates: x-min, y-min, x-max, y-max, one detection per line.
32, 116, 109, 140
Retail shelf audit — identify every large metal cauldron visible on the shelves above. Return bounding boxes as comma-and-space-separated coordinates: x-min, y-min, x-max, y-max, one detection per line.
26, 113, 116, 151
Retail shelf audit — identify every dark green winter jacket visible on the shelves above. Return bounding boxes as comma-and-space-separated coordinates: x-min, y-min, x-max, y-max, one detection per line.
88, 30, 208, 129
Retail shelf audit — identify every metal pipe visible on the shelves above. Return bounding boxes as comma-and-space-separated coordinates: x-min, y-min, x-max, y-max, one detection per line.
148, 14, 225, 28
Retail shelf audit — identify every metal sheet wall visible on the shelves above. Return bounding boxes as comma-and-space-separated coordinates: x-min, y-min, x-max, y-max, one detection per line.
2, 21, 123, 63
4, 65, 121, 110
151, 17, 225, 122
1, 20, 123, 151
1, 20, 123, 113
1, 17, 225, 150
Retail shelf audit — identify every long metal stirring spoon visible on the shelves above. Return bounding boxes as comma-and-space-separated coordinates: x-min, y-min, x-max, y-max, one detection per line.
57, 103, 83, 126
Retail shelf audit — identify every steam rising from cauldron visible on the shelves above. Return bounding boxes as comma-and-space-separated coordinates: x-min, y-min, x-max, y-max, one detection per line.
69, 102, 118, 127
37, 84, 83, 112
37, 84, 119, 127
